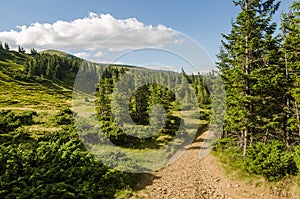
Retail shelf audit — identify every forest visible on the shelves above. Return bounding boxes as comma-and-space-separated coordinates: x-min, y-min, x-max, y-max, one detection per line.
214, 0, 300, 182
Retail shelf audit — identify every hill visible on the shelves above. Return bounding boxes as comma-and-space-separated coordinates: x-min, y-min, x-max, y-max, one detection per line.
0, 45, 212, 198
0, 46, 143, 198
40, 49, 80, 59
0, 47, 77, 117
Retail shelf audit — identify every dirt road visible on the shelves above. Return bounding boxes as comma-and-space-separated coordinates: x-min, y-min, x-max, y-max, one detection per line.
131, 131, 288, 199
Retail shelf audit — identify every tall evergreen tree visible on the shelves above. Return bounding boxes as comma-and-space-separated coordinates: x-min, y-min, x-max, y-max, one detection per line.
217, 0, 281, 156
18, 45, 26, 54
4, 43, 9, 51
30, 48, 38, 55
281, 0, 300, 142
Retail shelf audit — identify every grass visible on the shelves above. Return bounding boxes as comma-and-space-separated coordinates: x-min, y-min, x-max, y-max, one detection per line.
212, 143, 300, 198
40, 49, 71, 57
212, 147, 265, 183
0, 54, 71, 110
0, 50, 73, 136
79, 106, 209, 173
0, 48, 212, 196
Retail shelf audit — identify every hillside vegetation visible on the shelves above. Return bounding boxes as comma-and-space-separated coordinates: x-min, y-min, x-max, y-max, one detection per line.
2, 1, 299, 197
0, 43, 211, 198
0, 44, 138, 198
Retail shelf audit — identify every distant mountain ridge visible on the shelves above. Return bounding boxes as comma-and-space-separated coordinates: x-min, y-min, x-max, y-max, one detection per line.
40, 49, 81, 59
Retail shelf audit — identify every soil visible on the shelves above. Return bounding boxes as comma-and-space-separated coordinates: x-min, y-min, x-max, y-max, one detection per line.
130, 130, 290, 199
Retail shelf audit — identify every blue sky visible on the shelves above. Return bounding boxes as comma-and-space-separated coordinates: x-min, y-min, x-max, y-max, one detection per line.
0, 0, 295, 71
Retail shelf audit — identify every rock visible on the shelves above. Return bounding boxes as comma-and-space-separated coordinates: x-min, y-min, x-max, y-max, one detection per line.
162, 188, 168, 194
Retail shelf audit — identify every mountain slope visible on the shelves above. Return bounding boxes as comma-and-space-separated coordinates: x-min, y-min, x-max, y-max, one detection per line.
0, 48, 74, 109
0, 47, 140, 198
40, 49, 80, 59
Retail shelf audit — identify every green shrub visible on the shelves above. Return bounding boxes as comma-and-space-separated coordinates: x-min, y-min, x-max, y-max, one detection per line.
199, 110, 211, 121
15, 110, 37, 125
213, 138, 243, 170
244, 141, 297, 181
53, 107, 74, 125
0, 110, 21, 133
0, 130, 132, 199
0, 110, 37, 134
213, 137, 237, 151
293, 145, 300, 174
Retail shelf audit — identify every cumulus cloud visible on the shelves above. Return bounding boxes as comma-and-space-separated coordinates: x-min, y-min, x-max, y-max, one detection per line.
0, 13, 177, 60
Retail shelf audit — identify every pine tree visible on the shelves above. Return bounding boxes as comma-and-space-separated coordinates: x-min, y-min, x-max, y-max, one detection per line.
281, 0, 300, 142
18, 46, 26, 54
4, 43, 9, 51
217, 0, 281, 156
130, 74, 150, 125
30, 48, 38, 55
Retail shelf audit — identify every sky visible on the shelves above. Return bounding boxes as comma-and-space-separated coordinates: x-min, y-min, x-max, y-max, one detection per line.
0, 0, 295, 72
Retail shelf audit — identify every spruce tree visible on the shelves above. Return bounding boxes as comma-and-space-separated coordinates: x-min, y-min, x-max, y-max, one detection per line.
217, 0, 281, 156
281, 0, 300, 142
18, 45, 25, 54
4, 43, 9, 51
30, 48, 38, 55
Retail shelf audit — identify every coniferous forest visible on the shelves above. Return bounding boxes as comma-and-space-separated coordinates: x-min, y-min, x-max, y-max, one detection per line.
214, 0, 300, 182
0, 0, 299, 198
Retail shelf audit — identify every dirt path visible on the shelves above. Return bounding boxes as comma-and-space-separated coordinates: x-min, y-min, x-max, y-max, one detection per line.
130, 131, 287, 199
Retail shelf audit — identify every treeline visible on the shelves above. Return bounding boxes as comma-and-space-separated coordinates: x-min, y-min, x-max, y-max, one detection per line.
95, 67, 210, 149
0, 42, 12, 51
215, 0, 300, 181
24, 54, 81, 80
0, 43, 82, 84
0, 42, 42, 55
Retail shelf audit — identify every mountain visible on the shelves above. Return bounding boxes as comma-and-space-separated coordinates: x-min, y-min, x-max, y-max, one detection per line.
0, 44, 212, 198
40, 49, 81, 59
0, 46, 139, 198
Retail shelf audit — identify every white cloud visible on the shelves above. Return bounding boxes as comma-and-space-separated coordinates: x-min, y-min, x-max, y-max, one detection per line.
0, 13, 177, 58
141, 63, 173, 71
73, 52, 89, 58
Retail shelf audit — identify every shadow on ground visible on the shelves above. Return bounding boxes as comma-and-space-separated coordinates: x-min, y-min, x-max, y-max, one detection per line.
129, 123, 209, 191
129, 173, 161, 191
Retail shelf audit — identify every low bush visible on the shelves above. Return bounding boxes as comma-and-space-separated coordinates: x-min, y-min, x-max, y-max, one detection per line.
199, 110, 211, 121
0, 110, 37, 134
244, 141, 297, 181
0, 129, 132, 199
293, 145, 300, 174
213, 137, 237, 151
53, 107, 74, 125
213, 138, 244, 170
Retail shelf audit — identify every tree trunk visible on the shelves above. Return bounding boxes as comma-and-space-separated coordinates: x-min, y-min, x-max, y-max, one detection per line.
285, 48, 290, 147
243, 130, 248, 157
263, 129, 269, 144
296, 101, 300, 137
244, 0, 250, 157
